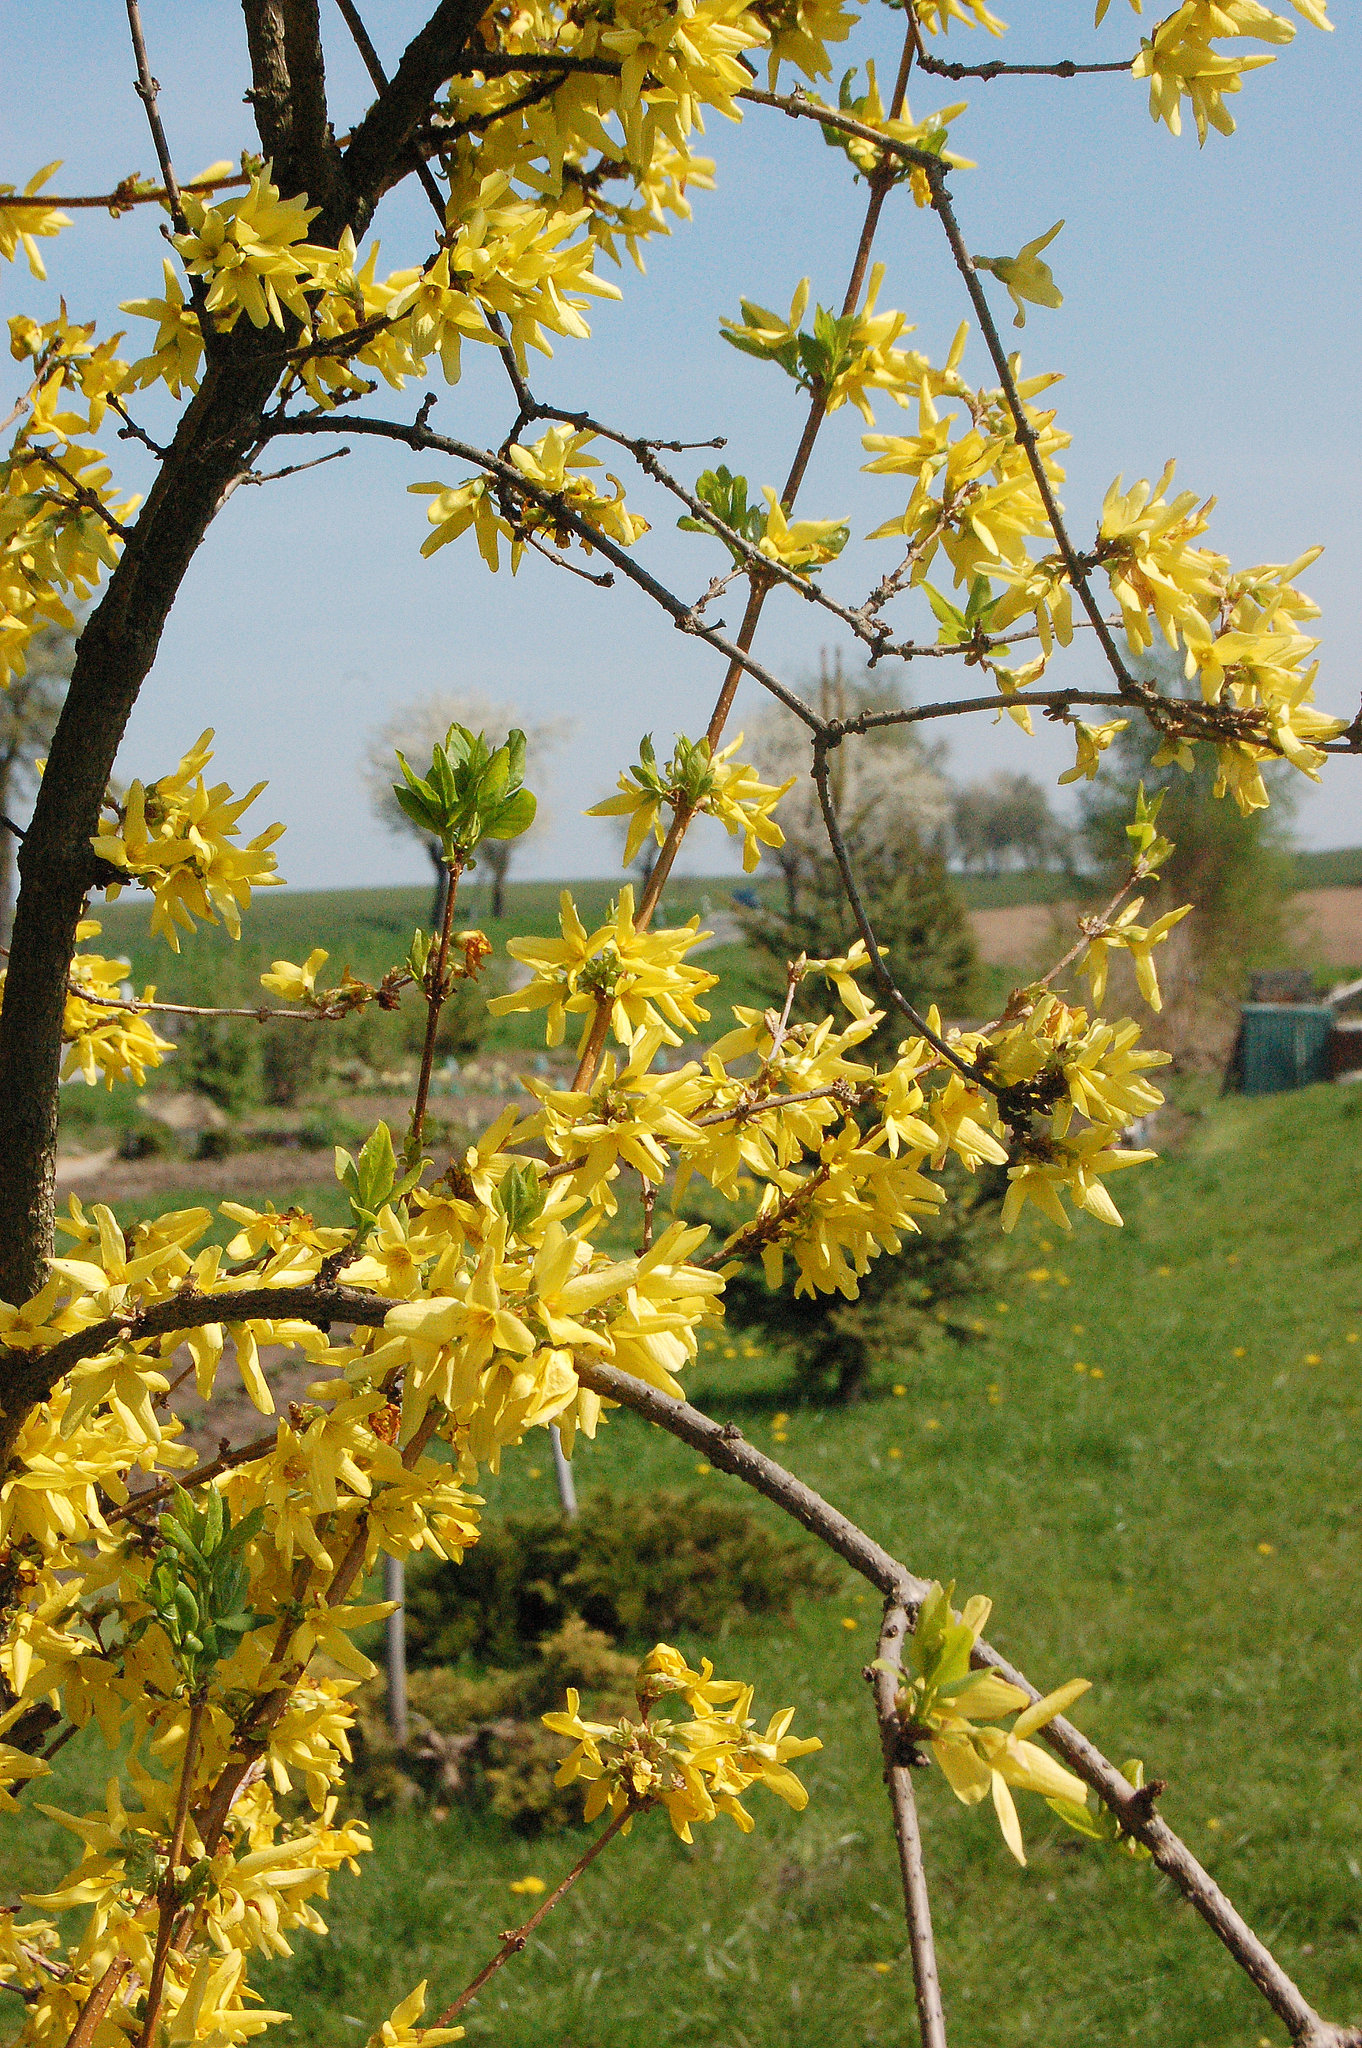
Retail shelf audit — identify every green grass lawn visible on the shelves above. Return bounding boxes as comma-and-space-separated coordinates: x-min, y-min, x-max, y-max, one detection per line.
15, 1080, 1362, 2045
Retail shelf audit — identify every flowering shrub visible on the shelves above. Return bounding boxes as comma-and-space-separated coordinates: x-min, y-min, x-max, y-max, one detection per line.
0, 5, 1352, 2046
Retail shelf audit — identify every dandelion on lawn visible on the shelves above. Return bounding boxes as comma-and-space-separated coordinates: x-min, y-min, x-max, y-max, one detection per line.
1233, 1345, 1246, 1357
924, 1418, 941, 1431
987, 1384, 1002, 1405
1090, 1368, 1105, 1380
841, 1617, 858, 1630
1072, 1323, 1085, 1335
1073, 1362, 1087, 1375
1347, 1332, 1359, 1344
696, 1462, 712, 1475
1257, 1542, 1274, 1556
510, 1876, 546, 1895
527, 1465, 542, 1478
893, 1383, 908, 1397
1305, 1353, 1321, 1365
996, 1301, 1010, 1315
1157, 1265, 1172, 1276
888, 1447, 903, 1460
871, 1962, 892, 1974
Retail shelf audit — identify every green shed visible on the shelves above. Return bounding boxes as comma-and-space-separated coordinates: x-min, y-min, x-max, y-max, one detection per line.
1235, 1004, 1335, 1096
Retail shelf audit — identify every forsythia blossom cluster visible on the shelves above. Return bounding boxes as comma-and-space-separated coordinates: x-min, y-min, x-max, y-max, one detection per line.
91, 730, 285, 948
544, 1642, 821, 1837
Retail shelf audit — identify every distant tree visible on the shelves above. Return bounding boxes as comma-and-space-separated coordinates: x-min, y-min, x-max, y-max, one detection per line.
0, 623, 73, 946
364, 694, 567, 924
737, 659, 950, 917
952, 770, 1069, 873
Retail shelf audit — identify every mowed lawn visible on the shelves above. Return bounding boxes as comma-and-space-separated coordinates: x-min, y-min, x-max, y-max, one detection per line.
11, 1083, 1362, 2046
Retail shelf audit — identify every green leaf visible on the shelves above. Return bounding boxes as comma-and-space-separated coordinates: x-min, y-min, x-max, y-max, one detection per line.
482, 786, 537, 841
494, 1160, 546, 1237
923, 582, 970, 645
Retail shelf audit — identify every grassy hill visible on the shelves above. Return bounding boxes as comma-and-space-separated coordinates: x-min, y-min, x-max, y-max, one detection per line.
16, 1080, 1362, 2045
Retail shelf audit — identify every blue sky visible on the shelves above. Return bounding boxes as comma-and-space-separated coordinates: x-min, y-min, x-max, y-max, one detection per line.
3, 1, 1359, 889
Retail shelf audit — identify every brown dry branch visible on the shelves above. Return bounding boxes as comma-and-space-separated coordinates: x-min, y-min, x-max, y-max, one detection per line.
265, 410, 825, 732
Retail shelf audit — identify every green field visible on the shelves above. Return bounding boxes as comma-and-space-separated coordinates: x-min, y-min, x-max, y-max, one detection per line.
15, 1080, 1362, 2046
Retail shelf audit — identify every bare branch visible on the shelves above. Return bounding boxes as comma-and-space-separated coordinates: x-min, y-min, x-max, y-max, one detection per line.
913, 51, 1135, 83
30, 454, 133, 542
123, 0, 188, 231
872, 1604, 947, 2048
0, 176, 246, 212
812, 731, 990, 1085
264, 409, 824, 729
572, 1357, 1361, 2048
237, 445, 352, 487
432, 1809, 632, 2026
7, 1282, 393, 1420
737, 84, 944, 176
330, 0, 452, 224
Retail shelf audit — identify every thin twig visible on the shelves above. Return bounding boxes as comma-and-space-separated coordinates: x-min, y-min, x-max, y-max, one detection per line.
60, 1958, 130, 2048
922, 168, 1145, 706
124, 0, 188, 231
0, 176, 245, 212
432, 1808, 633, 2026
629, 23, 921, 937
812, 733, 990, 1086
264, 412, 823, 731
31, 453, 132, 541
108, 394, 169, 456
913, 51, 1135, 82
332, 0, 449, 220
108, 1431, 281, 1526
65, 987, 383, 1023
408, 856, 462, 1168
238, 446, 352, 487
872, 1603, 948, 2048
139, 1688, 208, 2048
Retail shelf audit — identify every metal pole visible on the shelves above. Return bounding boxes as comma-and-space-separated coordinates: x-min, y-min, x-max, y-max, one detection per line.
549, 1423, 577, 1518
383, 1553, 408, 1746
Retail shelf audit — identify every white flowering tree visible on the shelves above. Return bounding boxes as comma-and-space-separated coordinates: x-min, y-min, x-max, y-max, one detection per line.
0, 6, 1356, 2048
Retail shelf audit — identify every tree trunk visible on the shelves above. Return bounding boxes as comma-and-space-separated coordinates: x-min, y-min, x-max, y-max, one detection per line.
0, 764, 14, 953
0, 350, 288, 1322
0, 0, 490, 1408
